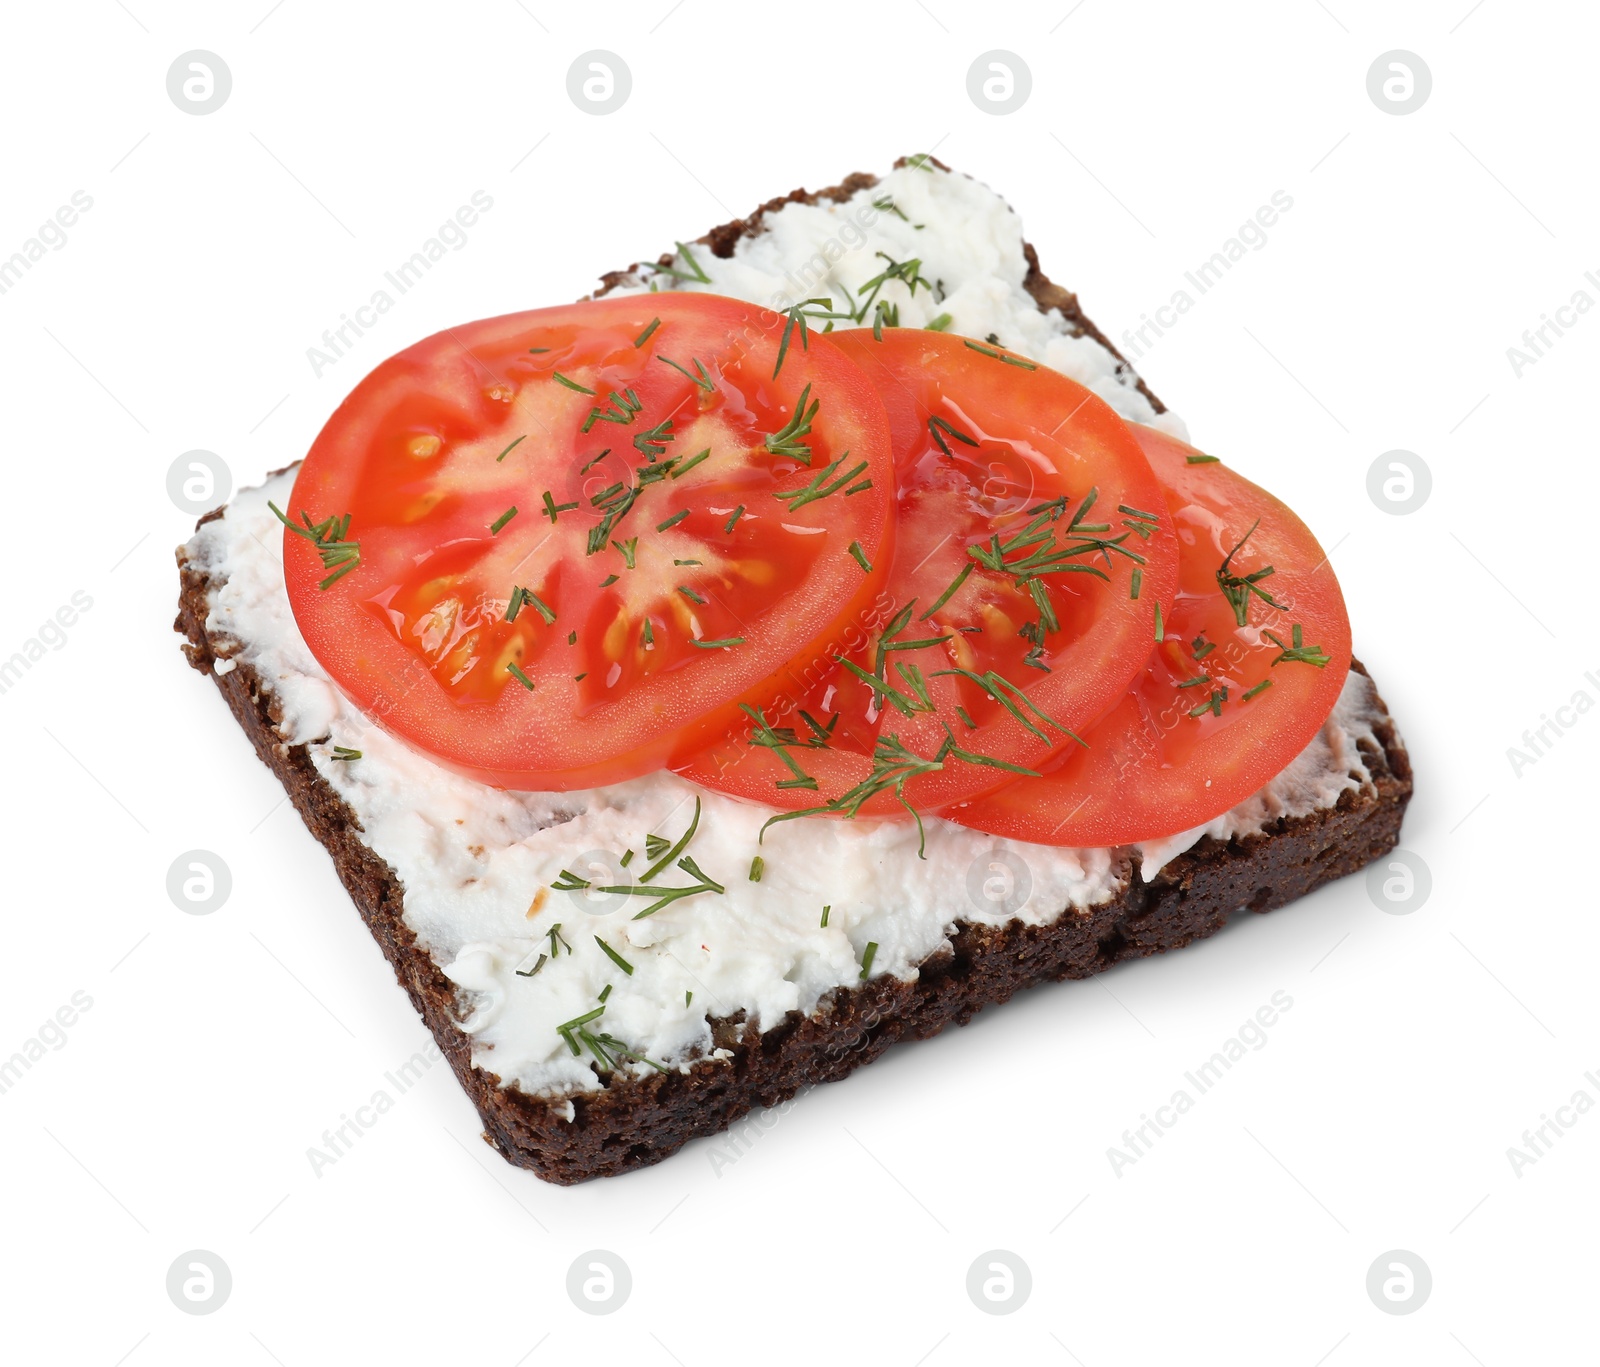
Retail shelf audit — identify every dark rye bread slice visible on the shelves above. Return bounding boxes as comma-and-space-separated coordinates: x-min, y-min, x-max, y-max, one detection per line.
175, 167, 1412, 1184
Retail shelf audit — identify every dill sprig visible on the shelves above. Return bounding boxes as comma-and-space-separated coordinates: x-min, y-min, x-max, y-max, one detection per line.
541, 490, 579, 523
1216, 520, 1282, 626
856, 253, 933, 319
1264, 624, 1331, 668
654, 240, 712, 285
593, 937, 634, 975
556, 1003, 668, 1074
761, 730, 944, 856
269, 502, 361, 589
506, 585, 556, 625
671, 448, 710, 480
658, 354, 715, 393
764, 382, 820, 464
570, 857, 726, 921
773, 447, 867, 509
930, 666, 1081, 746
583, 388, 643, 432
774, 298, 834, 378
927, 415, 978, 456
633, 416, 676, 460
963, 338, 1038, 370
741, 703, 828, 790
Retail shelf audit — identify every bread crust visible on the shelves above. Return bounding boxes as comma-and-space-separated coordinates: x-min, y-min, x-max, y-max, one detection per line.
175, 169, 1409, 1184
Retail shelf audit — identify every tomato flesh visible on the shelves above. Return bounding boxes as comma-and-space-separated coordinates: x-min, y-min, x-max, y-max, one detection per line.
675, 330, 1179, 818
948, 424, 1352, 846
282, 294, 895, 790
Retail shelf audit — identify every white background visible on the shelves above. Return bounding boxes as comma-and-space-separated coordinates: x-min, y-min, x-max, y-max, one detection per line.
1, 1, 1595, 1363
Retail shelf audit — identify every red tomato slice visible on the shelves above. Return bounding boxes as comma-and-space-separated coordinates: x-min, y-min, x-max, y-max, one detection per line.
281, 293, 895, 790
675, 330, 1179, 824
948, 423, 1352, 846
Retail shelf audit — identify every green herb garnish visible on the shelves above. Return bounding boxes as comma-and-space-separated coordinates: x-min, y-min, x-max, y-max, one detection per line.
764, 382, 820, 464
269, 501, 361, 589
963, 338, 1037, 369
553, 371, 594, 395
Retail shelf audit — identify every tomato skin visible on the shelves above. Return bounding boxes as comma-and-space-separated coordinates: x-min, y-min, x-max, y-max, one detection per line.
948, 424, 1353, 847
675, 330, 1179, 817
282, 294, 896, 791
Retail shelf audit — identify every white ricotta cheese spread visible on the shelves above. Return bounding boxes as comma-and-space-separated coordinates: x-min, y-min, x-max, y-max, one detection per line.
185, 164, 1387, 1098
188, 473, 1383, 1098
